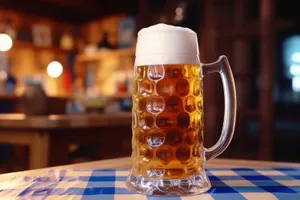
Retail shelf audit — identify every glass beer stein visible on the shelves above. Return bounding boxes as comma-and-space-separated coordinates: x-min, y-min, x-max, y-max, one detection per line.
126, 24, 237, 196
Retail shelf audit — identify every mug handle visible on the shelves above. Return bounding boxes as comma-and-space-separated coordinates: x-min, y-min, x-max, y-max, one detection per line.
202, 55, 237, 161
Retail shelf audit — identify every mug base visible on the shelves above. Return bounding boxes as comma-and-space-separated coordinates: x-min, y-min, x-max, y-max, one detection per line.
125, 173, 211, 196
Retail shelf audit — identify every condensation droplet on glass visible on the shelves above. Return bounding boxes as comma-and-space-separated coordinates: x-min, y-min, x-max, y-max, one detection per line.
157, 79, 175, 96
146, 168, 165, 178
139, 79, 154, 97
146, 129, 165, 147
139, 112, 154, 130
146, 96, 164, 114
139, 145, 153, 162
148, 65, 164, 80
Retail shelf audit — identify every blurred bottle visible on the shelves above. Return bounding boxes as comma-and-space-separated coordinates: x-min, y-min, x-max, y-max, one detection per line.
126, 72, 133, 93
66, 77, 85, 113
97, 32, 114, 49
20, 76, 48, 116
5, 72, 16, 95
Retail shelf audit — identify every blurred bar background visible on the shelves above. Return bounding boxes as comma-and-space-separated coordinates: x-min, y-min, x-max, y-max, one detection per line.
0, 0, 299, 173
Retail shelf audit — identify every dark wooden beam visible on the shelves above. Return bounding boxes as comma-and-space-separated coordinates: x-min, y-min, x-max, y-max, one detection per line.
137, 0, 151, 31
0, 0, 138, 24
0, 0, 97, 24
41, 0, 100, 14
200, 0, 219, 148
259, 0, 275, 161
217, 19, 295, 38
232, 0, 251, 151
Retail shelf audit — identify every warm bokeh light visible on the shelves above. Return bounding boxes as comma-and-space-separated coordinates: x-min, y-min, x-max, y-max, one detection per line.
292, 76, 300, 92
291, 52, 300, 63
0, 71, 8, 80
0, 33, 13, 52
175, 7, 183, 15
290, 64, 300, 76
47, 61, 63, 78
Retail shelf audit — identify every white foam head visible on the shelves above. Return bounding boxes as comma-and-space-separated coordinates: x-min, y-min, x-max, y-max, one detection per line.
135, 23, 200, 66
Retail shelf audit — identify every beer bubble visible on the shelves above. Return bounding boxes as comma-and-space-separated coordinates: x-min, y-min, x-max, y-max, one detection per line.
146, 129, 165, 147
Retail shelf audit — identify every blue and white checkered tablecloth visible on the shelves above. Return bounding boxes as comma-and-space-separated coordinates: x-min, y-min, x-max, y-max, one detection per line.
0, 168, 300, 200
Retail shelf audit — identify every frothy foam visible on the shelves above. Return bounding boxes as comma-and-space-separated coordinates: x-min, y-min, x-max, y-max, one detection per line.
135, 24, 200, 66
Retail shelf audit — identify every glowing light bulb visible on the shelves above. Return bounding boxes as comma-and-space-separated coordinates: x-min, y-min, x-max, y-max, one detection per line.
290, 64, 300, 76
292, 52, 300, 63
175, 7, 183, 15
292, 76, 300, 92
0, 33, 13, 52
47, 61, 63, 78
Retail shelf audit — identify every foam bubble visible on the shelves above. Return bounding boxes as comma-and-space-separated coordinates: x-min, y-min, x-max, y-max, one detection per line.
138, 23, 196, 35
135, 24, 200, 66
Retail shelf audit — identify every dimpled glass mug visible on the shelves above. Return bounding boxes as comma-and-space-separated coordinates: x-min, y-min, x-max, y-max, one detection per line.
126, 24, 237, 196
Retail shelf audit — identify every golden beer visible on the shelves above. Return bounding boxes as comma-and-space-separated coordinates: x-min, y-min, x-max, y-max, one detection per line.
131, 64, 204, 179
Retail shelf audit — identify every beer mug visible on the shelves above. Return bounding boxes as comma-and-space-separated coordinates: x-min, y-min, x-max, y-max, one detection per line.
126, 24, 237, 196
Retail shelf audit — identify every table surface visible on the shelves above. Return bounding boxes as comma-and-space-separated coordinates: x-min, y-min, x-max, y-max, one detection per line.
0, 157, 300, 200
0, 112, 131, 129
1, 157, 300, 179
